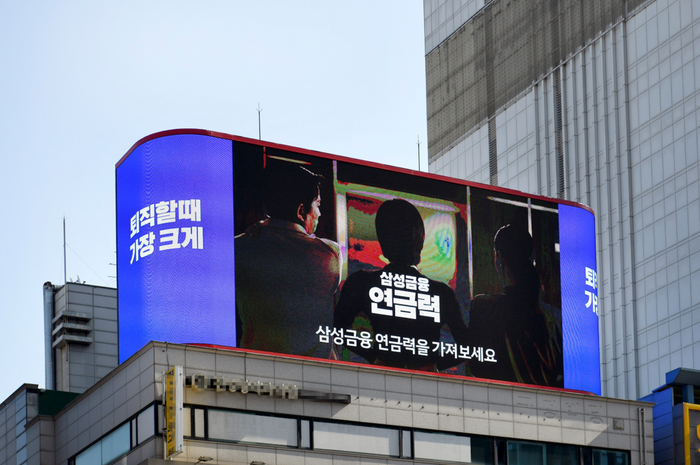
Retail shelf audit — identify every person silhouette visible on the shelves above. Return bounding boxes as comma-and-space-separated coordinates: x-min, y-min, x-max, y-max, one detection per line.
468, 225, 562, 386
334, 199, 468, 370
235, 164, 340, 358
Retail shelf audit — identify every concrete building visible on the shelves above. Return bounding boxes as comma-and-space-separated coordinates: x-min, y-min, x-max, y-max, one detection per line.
43, 282, 119, 393
0, 341, 652, 465
424, 0, 700, 400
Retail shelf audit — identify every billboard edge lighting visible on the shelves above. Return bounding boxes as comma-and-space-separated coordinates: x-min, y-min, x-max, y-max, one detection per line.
116, 129, 600, 395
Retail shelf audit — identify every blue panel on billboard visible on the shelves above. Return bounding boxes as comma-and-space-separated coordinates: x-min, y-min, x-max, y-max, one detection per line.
116, 134, 235, 363
116, 130, 600, 394
560, 204, 600, 395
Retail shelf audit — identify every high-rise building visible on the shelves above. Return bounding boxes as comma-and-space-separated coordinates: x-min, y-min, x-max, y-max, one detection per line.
424, 0, 700, 400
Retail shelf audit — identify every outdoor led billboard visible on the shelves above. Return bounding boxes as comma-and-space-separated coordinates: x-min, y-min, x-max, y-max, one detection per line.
116, 130, 600, 394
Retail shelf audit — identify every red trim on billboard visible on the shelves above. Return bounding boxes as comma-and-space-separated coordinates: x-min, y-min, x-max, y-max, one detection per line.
116, 128, 594, 214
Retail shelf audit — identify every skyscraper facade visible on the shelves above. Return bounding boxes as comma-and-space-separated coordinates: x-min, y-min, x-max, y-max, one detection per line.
424, 0, 700, 400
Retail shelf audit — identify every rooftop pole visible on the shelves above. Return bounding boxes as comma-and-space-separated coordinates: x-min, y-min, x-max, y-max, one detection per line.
417, 136, 421, 171
63, 216, 67, 284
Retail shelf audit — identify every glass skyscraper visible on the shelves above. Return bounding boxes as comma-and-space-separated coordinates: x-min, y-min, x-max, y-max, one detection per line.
424, 0, 700, 399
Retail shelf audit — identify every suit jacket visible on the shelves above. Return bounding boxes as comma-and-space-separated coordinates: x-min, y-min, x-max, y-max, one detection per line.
235, 219, 340, 358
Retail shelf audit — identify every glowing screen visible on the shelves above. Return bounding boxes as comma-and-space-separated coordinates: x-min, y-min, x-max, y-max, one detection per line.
116, 130, 600, 394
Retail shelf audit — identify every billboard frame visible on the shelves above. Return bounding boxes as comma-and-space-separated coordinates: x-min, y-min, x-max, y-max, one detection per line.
116, 129, 599, 396
116, 129, 594, 217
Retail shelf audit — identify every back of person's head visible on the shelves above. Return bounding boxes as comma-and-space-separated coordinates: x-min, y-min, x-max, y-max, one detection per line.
263, 162, 321, 223
494, 224, 534, 268
375, 199, 425, 266
493, 224, 540, 296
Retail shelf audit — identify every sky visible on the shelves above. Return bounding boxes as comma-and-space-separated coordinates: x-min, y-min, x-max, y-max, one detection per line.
0, 1, 429, 401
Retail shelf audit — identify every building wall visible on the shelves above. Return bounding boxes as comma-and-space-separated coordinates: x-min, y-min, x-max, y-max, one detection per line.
623, 0, 700, 400
25, 417, 57, 465
424, 0, 485, 54
53, 345, 157, 465
52, 342, 653, 465
50, 283, 119, 393
424, 0, 642, 158
425, 0, 700, 400
0, 385, 39, 465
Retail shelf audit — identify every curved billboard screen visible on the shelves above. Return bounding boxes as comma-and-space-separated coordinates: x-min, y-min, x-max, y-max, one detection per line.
116, 130, 600, 394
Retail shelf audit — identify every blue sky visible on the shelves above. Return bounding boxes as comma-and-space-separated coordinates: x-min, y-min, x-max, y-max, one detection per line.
0, 1, 428, 401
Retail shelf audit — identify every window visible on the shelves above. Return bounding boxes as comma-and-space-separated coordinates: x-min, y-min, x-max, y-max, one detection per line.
208, 409, 297, 446
508, 440, 580, 465
136, 405, 155, 445
75, 423, 129, 465
73, 404, 157, 465
75, 442, 101, 465
301, 420, 311, 448
101, 423, 130, 464
151, 404, 630, 465
508, 440, 544, 465
593, 449, 629, 465
415, 431, 472, 463
313, 421, 399, 457
402, 430, 412, 459
182, 406, 191, 436
194, 408, 205, 438
414, 431, 492, 464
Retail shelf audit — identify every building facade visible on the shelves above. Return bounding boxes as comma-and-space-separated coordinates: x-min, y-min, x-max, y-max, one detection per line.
0, 342, 652, 465
43, 282, 119, 393
424, 0, 700, 400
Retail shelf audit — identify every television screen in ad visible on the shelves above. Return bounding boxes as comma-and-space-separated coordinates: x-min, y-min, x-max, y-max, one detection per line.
116, 130, 600, 394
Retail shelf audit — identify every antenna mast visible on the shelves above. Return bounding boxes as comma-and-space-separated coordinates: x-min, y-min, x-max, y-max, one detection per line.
417, 136, 421, 171
257, 103, 262, 140
63, 216, 67, 284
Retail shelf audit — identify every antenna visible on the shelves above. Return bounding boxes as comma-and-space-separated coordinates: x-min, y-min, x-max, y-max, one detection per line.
257, 103, 262, 140
417, 136, 421, 171
63, 216, 67, 284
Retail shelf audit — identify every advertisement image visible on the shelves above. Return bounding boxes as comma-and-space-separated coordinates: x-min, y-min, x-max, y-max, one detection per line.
117, 130, 600, 394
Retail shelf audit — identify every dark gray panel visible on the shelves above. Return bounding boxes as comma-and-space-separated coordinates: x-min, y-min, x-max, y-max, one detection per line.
426, 0, 630, 159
